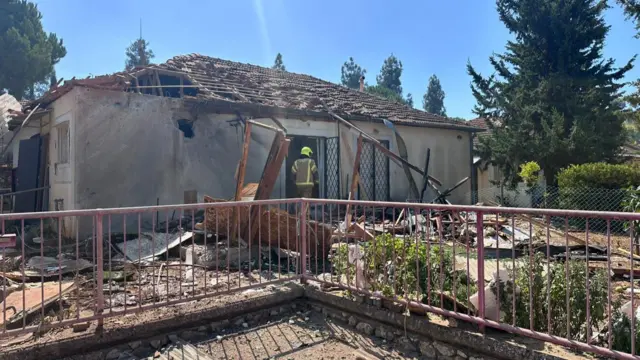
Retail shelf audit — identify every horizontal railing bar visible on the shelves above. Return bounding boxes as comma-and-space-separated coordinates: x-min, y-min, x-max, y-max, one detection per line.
302, 198, 640, 220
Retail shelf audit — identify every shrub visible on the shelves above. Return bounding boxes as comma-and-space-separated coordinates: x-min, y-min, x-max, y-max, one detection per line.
333, 233, 476, 309
492, 253, 614, 341
519, 161, 541, 188
557, 163, 640, 230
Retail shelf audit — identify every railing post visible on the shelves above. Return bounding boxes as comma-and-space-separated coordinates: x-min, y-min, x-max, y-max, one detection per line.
95, 212, 104, 329
300, 200, 308, 284
476, 210, 485, 332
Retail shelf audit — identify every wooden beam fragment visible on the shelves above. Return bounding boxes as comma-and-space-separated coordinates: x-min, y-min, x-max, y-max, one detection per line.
343, 135, 364, 230
248, 120, 280, 132
231, 122, 253, 240
241, 130, 290, 242
154, 71, 163, 97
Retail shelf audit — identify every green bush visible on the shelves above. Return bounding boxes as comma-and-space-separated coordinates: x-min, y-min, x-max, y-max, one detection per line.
556, 163, 640, 230
492, 253, 614, 341
333, 233, 476, 309
557, 163, 640, 190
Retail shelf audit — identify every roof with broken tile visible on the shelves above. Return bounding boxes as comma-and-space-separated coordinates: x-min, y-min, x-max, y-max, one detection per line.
27, 54, 484, 131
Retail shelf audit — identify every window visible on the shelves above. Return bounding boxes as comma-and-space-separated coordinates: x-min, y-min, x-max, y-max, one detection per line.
57, 122, 69, 164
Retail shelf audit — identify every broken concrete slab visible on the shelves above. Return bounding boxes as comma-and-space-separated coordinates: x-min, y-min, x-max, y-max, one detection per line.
26, 256, 93, 276
115, 231, 193, 262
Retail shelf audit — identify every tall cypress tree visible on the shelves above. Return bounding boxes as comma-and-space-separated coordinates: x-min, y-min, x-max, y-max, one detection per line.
468, 0, 634, 185
422, 74, 446, 116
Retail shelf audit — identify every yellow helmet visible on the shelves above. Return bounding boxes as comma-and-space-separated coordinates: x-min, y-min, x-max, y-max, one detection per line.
301, 146, 313, 156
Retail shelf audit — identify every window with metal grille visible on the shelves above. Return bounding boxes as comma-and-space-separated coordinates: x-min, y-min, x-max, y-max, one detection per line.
358, 140, 390, 201
57, 122, 69, 164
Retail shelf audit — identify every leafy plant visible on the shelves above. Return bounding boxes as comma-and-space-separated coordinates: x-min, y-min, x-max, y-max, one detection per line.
491, 253, 614, 341
332, 234, 476, 310
622, 186, 640, 246
519, 161, 541, 188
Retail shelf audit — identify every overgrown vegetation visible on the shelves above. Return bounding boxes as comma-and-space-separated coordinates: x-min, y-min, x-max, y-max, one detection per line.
492, 253, 613, 341
333, 233, 476, 310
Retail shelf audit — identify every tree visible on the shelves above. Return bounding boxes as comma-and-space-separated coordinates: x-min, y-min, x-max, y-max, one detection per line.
366, 85, 412, 106
422, 75, 446, 116
376, 54, 403, 96
468, 0, 633, 186
0, 0, 66, 99
125, 38, 154, 70
406, 93, 414, 108
341, 57, 366, 89
618, 0, 640, 37
272, 53, 286, 71
23, 71, 57, 101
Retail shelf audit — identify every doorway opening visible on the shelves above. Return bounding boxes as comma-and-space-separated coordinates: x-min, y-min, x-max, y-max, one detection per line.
286, 136, 319, 198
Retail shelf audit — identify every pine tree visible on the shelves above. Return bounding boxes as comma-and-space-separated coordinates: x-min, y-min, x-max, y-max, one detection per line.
272, 53, 286, 71
341, 57, 366, 89
125, 38, 154, 70
406, 93, 414, 108
376, 54, 403, 96
468, 0, 633, 185
0, 0, 66, 99
422, 75, 446, 116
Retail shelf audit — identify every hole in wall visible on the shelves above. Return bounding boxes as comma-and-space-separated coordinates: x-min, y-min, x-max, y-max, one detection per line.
177, 119, 195, 138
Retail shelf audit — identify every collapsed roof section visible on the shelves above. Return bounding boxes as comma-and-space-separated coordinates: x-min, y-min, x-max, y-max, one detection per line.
22, 53, 484, 131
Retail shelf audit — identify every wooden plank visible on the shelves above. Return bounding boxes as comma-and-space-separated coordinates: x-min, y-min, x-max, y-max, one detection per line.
248, 120, 280, 132
343, 135, 364, 230
241, 131, 289, 242
231, 122, 252, 240
154, 71, 163, 97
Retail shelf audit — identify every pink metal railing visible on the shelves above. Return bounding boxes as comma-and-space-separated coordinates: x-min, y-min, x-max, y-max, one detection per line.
1, 198, 640, 359
302, 199, 640, 360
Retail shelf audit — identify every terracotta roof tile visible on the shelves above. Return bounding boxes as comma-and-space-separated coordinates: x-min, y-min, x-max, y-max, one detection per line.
158, 54, 480, 130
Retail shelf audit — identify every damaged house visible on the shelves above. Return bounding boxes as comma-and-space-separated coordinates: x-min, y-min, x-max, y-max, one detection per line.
7, 54, 481, 237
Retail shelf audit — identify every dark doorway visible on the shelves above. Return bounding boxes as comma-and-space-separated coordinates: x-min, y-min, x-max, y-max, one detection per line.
14, 136, 42, 212
285, 136, 319, 198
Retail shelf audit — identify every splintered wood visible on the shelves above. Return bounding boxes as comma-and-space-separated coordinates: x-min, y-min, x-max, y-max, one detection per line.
203, 196, 331, 253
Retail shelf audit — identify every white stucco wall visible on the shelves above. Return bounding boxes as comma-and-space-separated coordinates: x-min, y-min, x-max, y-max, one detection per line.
72, 88, 278, 235
335, 121, 472, 203
46, 87, 473, 236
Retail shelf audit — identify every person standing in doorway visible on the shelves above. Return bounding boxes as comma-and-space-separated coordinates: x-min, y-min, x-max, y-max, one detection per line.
291, 146, 319, 198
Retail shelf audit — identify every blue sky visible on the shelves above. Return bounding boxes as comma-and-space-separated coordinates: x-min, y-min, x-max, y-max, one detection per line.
34, 0, 640, 119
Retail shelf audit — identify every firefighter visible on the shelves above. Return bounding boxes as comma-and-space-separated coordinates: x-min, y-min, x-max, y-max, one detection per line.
291, 146, 319, 198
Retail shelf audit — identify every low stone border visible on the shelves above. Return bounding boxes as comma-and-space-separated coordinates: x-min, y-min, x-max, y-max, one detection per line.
305, 287, 566, 360
1, 282, 577, 360
0, 284, 304, 360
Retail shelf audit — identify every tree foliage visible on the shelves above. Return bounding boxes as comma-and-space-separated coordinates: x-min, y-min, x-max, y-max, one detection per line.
468, 0, 633, 186
272, 53, 286, 71
366, 85, 412, 106
375, 54, 403, 96
341, 57, 366, 89
0, 0, 66, 99
422, 74, 446, 116
125, 38, 154, 70
405, 93, 414, 108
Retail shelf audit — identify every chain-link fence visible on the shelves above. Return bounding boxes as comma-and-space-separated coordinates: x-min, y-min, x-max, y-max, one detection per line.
466, 185, 633, 237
